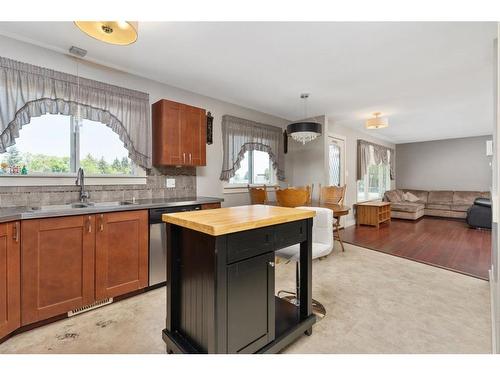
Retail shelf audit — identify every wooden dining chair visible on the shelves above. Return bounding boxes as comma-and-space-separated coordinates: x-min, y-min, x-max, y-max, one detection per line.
318, 184, 346, 205
247, 184, 268, 204
275, 187, 310, 208
318, 184, 347, 252
287, 184, 314, 205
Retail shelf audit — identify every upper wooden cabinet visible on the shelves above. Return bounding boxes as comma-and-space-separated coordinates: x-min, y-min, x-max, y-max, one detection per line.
152, 99, 207, 166
21, 216, 95, 325
95, 211, 148, 300
0, 222, 21, 340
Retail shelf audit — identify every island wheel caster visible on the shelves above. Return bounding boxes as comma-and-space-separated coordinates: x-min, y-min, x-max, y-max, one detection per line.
305, 328, 313, 336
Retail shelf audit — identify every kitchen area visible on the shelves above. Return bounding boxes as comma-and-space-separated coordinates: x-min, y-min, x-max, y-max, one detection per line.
0, 94, 227, 346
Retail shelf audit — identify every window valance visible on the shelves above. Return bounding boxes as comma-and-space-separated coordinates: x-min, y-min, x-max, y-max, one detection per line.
357, 139, 395, 180
220, 115, 285, 181
0, 56, 151, 169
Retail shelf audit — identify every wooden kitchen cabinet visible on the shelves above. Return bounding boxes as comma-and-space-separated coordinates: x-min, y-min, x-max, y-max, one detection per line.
21, 216, 95, 325
152, 99, 206, 166
95, 210, 148, 300
0, 222, 21, 340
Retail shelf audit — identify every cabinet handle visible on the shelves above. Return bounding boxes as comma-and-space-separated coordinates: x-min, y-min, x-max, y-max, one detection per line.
189, 153, 192, 163
99, 214, 104, 232
13, 222, 19, 243
268, 261, 275, 268
183, 153, 186, 163
87, 216, 92, 233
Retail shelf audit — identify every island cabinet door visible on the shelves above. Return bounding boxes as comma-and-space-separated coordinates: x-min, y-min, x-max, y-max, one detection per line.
21, 216, 95, 325
95, 210, 148, 300
226, 252, 275, 354
0, 222, 20, 339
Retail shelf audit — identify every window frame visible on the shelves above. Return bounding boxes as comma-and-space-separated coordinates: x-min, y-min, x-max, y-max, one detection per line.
224, 149, 278, 193
0, 114, 146, 186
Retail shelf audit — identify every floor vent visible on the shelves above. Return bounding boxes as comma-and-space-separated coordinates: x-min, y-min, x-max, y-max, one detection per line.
68, 298, 113, 317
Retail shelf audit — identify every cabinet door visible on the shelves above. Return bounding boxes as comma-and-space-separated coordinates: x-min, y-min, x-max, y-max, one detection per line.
0, 222, 20, 339
227, 252, 275, 353
21, 216, 95, 325
95, 210, 148, 300
153, 100, 184, 165
183, 104, 206, 166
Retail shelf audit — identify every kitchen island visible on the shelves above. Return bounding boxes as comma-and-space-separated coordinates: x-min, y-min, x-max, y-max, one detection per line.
162, 205, 317, 354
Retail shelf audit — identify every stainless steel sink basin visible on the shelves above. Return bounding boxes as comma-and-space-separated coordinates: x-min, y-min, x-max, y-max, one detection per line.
30, 203, 90, 211
89, 201, 137, 207
29, 201, 137, 212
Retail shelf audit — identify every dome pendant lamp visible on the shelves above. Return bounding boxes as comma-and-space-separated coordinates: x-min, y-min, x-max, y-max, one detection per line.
286, 94, 322, 145
365, 112, 389, 129
74, 21, 138, 45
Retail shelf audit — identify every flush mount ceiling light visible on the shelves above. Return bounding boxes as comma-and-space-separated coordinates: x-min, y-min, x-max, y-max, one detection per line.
74, 21, 138, 45
365, 112, 389, 130
286, 94, 322, 145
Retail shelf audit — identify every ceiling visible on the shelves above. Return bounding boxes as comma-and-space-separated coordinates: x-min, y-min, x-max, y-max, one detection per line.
0, 22, 496, 144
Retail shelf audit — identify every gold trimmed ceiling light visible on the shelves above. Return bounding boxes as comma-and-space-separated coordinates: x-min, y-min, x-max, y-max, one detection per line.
365, 112, 388, 130
74, 21, 138, 45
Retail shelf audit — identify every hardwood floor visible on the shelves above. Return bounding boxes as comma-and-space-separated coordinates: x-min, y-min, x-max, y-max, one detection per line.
342, 217, 491, 280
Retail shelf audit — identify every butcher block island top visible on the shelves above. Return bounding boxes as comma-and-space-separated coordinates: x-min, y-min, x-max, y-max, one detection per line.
162, 204, 315, 236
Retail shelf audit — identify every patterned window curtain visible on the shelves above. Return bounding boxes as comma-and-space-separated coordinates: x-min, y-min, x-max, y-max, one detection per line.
220, 115, 285, 181
357, 139, 395, 180
0, 56, 151, 169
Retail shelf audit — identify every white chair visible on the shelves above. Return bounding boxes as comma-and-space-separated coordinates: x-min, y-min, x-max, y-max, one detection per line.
275, 206, 334, 318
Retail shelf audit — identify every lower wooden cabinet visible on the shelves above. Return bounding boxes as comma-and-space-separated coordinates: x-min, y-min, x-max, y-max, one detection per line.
21, 216, 96, 325
21, 210, 149, 325
95, 211, 148, 300
0, 222, 21, 339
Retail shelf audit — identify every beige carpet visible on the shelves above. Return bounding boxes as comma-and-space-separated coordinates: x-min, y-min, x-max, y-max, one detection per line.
0, 243, 491, 354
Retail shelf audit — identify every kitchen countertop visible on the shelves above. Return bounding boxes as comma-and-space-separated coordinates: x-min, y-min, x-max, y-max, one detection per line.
0, 196, 223, 223
162, 204, 315, 236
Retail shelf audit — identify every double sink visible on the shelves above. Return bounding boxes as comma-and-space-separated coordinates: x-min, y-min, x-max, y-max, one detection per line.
29, 200, 138, 212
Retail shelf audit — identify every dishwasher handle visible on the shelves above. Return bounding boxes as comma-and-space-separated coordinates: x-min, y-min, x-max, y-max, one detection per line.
149, 205, 202, 223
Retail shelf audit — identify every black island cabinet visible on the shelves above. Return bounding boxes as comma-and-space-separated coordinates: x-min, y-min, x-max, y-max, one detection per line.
162, 205, 317, 354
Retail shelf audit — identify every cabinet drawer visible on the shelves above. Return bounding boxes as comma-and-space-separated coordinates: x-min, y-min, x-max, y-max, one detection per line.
274, 220, 307, 250
226, 227, 274, 264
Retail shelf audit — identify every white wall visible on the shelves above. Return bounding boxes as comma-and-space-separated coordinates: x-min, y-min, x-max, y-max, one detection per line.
396, 136, 492, 191
491, 32, 499, 354
0, 35, 289, 206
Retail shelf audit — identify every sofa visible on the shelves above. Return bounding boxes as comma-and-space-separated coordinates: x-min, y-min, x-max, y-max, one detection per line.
383, 189, 491, 220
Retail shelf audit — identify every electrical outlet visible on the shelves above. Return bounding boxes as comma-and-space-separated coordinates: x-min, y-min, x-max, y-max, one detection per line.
166, 178, 176, 188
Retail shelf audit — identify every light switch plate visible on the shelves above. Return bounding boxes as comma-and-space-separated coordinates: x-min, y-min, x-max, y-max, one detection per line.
166, 178, 176, 188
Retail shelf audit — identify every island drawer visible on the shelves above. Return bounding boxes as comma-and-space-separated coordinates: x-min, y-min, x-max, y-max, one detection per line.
274, 220, 307, 250
226, 227, 274, 264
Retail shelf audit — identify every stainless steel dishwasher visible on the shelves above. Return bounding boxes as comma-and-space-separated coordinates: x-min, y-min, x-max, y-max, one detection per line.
149, 204, 201, 286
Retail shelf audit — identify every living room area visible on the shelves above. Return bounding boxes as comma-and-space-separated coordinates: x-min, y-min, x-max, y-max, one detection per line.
343, 135, 493, 280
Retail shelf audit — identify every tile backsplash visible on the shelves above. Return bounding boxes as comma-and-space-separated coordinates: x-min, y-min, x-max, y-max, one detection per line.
0, 167, 196, 208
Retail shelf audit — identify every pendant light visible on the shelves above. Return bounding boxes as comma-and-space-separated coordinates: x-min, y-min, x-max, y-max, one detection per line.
365, 112, 389, 129
286, 94, 322, 145
74, 21, 138, 45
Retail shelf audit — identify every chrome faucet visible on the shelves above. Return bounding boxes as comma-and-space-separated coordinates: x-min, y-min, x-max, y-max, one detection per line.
75, 167, 90, 203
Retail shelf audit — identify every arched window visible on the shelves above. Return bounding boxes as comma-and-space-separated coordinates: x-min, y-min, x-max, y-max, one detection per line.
0, 114, 136, 176
229, 150, 277, 185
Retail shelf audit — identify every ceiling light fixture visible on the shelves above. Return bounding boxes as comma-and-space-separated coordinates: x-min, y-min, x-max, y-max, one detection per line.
74, 21, 138, 45
365, 112, 389, 130
286, 94, 322, 145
